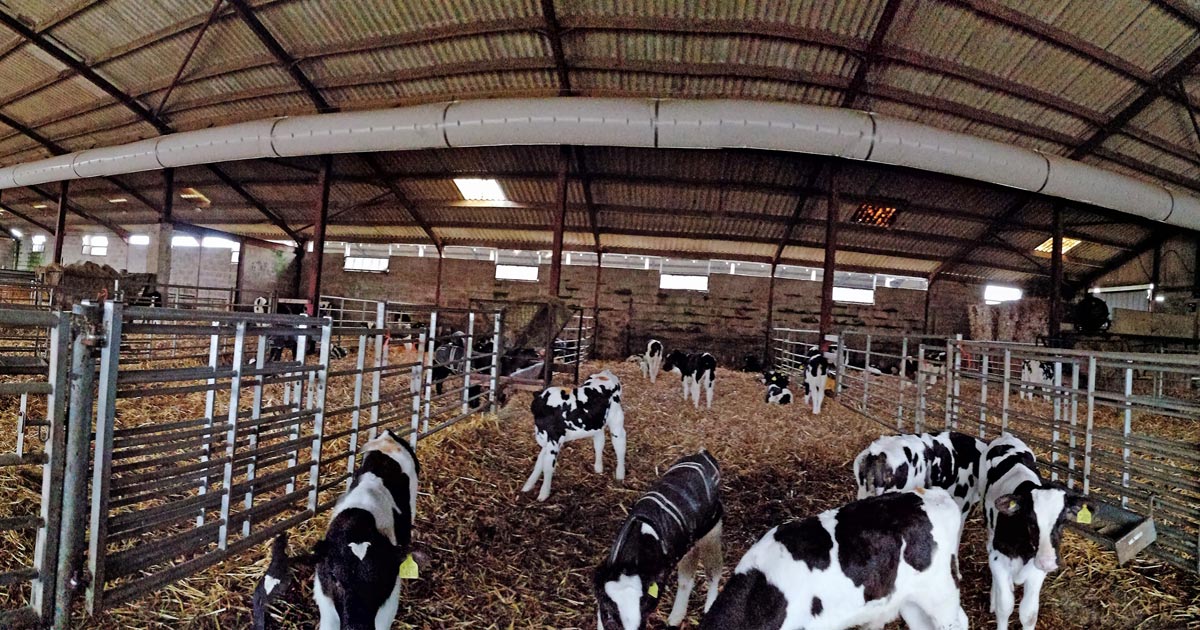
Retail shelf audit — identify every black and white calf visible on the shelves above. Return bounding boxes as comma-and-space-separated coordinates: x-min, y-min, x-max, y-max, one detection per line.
983, 434, 1087, 630
700, 489, 967, 630
643, 339, 664, 383
595, 451, 724, 629
853, 431, 986, 517
662, 351, 717, 409
802, 349, 829, 415
1019, 359, 1055, 402
760, 370, 792, 405
522, 370, 626, 501
313, 430, 420, 630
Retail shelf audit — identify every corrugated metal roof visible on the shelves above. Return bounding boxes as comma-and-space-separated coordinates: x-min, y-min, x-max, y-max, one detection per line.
0, 0, 1192, 283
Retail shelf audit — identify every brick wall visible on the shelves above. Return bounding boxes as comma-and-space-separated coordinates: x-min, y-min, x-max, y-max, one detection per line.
319, 254, 982, 363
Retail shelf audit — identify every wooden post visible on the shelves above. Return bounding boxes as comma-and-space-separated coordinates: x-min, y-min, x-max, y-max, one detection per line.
51, 180, 69, 264
305, 155, 332, 315
764, 263, 778, 362
818, 168, 839, 347
1049, 204, 1064, 342
548, 152, 568, 298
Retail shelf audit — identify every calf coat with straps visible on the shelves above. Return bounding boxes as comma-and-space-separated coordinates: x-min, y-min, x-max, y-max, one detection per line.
699, 489, 967, 630
663, 351, 717, 409
983, 434, 1086, 630
313, 431, 419, 630
595, 451, 724, 629
522, 370, 626, 501
761, 370, 792, 405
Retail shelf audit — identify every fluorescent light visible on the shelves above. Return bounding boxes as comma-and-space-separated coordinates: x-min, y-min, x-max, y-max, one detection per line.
129, 234, 150, 246
9, 228, 21, 238
32, 234, 45, 245
108, 198, 128, 204
495, 264, 539, 281
660, 274, 709, 291
1035, 237, 1082, 254
453, 178, 507, 201
833, 286, 875, 304
179, 188, 211, 205
32, 203, 47, 209
1154, 295, 1166, 303
171, 235, 200, 247
984, 285, 1023, 303
201, 236, 237, 249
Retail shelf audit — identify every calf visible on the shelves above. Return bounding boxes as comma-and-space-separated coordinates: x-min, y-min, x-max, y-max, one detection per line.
522, 370, 626, 501
802, 349, 829, 415
760, 370, 793, 405
700, 489, 967, 630
595, 451, 724, 629
430, 331, 467, 395
663, 350, 717, 409
1019, 359, 1055, 401
853, 431, 985, 517
901, 350, 946, 386
643, 339, 665, 382
313, 430, 420, 630
853, 431, 986, 578
983, 434, 1087, 630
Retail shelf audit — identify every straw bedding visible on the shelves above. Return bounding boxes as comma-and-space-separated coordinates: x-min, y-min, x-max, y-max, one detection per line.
2, 357, 1196, 628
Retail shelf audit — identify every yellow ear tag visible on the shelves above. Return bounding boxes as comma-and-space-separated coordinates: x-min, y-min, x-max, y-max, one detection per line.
647, 582, 659, 598
1076, 505, 1093, 525
398, 554, 419, 580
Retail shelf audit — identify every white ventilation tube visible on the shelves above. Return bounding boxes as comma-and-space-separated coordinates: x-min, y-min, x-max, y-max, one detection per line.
2, 97, 1197, 231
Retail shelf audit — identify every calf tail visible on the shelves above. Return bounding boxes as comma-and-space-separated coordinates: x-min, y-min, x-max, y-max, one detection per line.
252, 534, 316, 630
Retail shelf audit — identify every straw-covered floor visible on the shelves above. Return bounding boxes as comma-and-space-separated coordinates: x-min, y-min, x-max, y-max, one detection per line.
16, 358, 1198, 628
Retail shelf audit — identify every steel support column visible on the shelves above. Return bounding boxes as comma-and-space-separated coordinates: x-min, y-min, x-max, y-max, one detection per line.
1150, 240, 1162, 312
1193, 235, 1200, 299
51, 181, 68, 265
434, 253, 444, 306
923, 281, 934, 334
1049, 204, 1064, 342
764, 263, 778, 361
548, 153, 568, 298
592, 255, 603, 346
818, 169, 840, 345
305, 156, 332, 315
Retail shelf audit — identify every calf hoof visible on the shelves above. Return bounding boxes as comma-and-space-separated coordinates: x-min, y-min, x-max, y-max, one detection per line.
594, 464, 604, 474
537, 491, 551, 502
615, 470, 626, 482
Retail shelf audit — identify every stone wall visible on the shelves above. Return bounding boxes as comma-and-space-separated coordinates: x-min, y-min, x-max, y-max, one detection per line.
319, 254, 981, 363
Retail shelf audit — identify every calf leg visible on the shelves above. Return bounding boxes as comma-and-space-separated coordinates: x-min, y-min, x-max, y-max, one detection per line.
698, 521, 724, 613
899, 604, 935, 630
691, 377, 701, 408
810, 380, 826, 414
1017, 571, 1047, 630
521, 445, 550, 495
704, 375, 714, 409
681, 377, 689, 400
608, 402, 627, 481
666, 545, 700, 627
592, 430, 605, 474
989, 557, 1016, 630
536, 442, 561, 502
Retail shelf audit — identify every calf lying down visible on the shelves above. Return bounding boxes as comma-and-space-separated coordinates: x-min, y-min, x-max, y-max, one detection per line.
700, 489, 967, 630
595, 451, 724, 629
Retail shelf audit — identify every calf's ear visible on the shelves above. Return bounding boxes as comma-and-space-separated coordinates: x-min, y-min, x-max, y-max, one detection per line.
995, 494, 1022, 516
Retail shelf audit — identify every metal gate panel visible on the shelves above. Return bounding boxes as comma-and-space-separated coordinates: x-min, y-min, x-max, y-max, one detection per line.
0, 310, 69, 629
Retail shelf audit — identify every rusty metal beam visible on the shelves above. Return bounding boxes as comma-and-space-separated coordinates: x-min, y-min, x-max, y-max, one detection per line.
155, 0, 226, 117
773, 161, 825, 266
841, 0, 903, 109
1073, 230, 1166, 289
30, 185, 131, 240
360, 156, 443, 251
1049, 204, 1064, 340
548, 153, 568, 297
228, 0, 332, 112
0, 193, 55, 234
